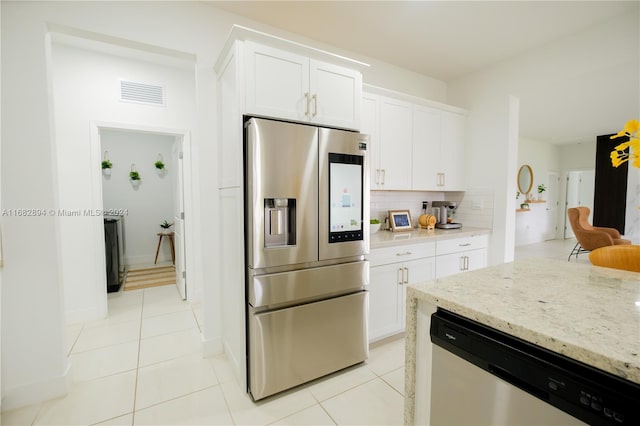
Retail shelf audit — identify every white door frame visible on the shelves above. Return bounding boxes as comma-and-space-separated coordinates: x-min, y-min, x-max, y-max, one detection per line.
90, 121, 194, 310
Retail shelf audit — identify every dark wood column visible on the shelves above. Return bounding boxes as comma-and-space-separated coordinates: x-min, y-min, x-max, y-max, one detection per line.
593, 134, 628, 234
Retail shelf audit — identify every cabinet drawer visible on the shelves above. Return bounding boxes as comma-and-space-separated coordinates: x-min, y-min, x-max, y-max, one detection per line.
436, 234, 488, 256
369, 242, 436, 267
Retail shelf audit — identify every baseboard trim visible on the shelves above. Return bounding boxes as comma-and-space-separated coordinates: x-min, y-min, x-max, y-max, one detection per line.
223, 340, 246, 388
1, 362, 72, 412
202, 334, 223, 357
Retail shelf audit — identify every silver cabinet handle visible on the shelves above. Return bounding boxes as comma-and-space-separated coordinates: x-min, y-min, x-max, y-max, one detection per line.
442, 173, 446, 187
404, 267, 409, 284
398, 268, 403, 285
396, 251, 412, 256
459, 243, 472, 247
375, 169, 381, 185
459, 256, 470, 271
304, 92, 310, 116
381, 169, 386, 185
312, 94, 318, 117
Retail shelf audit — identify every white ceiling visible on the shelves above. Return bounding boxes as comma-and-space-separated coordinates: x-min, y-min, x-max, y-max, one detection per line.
209, 1, 639, 145
210, 1, 633, 81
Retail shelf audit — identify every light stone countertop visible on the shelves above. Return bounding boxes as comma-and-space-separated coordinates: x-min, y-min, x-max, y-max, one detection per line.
370, 226, 490, 249
403, 258, 640, 424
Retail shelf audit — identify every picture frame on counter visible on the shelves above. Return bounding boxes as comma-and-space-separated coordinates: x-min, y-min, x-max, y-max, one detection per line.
389, 210, 413, 232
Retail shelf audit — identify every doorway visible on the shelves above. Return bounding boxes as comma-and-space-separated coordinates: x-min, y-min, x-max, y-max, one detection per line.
563, 169, 595, 239
99, 128, 187, 300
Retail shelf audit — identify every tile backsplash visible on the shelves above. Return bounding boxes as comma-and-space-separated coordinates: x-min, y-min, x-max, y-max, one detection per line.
370, 189, 494, 230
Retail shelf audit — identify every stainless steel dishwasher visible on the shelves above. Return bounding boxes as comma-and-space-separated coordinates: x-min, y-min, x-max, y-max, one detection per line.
429, 309, 640, 425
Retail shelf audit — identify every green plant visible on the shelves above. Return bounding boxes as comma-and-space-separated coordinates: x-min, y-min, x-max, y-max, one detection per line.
160, 220, 174, 229
516, 191, 520, 199
129, 171, 141, 180
370, 218, 380, 224
154, 160, 165, 170
101, 160, 112, 169
537, 184, 546, 194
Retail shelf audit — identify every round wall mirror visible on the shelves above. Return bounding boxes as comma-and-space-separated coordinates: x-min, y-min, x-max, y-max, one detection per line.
517, 165, 534, 195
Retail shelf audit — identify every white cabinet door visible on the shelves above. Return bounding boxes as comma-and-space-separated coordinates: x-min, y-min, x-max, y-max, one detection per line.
412, 105, 441, 190
435, 248, 488, 278
245, 41, 309, 122
369, 255, 435, 342
466, 248, 488, 272
362, 93, 381, 189
369, 262, 404, 341
435, 252, 466, 278
310, 59, 361, 129
406, 257, 436, 285
401, 257, 435, 327
245, 42, 362, 130
379, 97, 413, 190
440, 111, 466, 190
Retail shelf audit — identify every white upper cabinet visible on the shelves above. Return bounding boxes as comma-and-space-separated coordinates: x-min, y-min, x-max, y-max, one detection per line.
412, 107, 467, 191
364, 86, 468, 192
309, 59, 362, 129
378, 96, 413, 190
439, 110, 466, 190
246, 42, 309, 123
412, 105, 442, 190
245, 41, 362, 130
361, 93, 381, 189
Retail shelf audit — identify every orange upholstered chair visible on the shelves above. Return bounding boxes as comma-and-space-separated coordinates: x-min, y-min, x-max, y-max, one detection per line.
567, 206, 631, 260
589, 245, 640, 272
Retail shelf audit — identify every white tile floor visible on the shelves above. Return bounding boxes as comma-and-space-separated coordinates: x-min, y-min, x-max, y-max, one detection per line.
515, 237, 590, 265
2, 284, 406, 426
2, 238, 582, 426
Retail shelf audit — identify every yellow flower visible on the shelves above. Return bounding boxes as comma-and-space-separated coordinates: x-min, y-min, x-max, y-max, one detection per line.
611, 119, 640, 139
610, 119, 640, 168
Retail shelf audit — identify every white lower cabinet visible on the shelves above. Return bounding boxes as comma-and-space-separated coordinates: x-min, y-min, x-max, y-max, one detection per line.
368, 243, 435, 342
368, 235, 488, 341
435, 234, 489, 278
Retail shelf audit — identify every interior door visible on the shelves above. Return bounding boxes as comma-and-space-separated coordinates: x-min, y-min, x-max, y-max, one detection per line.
564, 170, 595, 239
544, 172, 559, 240
172, 137, 186, 300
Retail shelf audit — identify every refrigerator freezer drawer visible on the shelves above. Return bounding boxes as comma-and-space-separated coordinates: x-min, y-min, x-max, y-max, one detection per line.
249, 261, 369, 310
248, 291, 368, 400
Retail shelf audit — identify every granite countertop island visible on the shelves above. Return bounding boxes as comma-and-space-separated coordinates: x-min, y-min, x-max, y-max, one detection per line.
404, 258, 640, 424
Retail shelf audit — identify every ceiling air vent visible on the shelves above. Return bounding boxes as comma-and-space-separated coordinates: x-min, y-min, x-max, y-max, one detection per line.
119, 79, 165, 106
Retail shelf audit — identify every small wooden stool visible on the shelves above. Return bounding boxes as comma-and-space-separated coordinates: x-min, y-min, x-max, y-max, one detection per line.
154, 232, 175, 264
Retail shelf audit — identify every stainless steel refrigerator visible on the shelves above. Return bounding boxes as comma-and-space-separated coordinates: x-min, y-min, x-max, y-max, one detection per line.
244, 117, 369, 400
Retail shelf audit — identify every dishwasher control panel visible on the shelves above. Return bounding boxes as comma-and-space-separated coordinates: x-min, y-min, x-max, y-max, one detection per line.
431, 309, 640, 426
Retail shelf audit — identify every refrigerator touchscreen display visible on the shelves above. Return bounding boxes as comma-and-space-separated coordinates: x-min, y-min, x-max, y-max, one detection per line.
329, 153, 363, 243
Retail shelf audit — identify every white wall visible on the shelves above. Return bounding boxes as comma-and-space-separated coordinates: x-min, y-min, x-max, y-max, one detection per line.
559, 141, 596, 171
101, 130, 175, 266
518, 137, 560, 195
515, 137, 561, 245
1, 7, 70, 411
